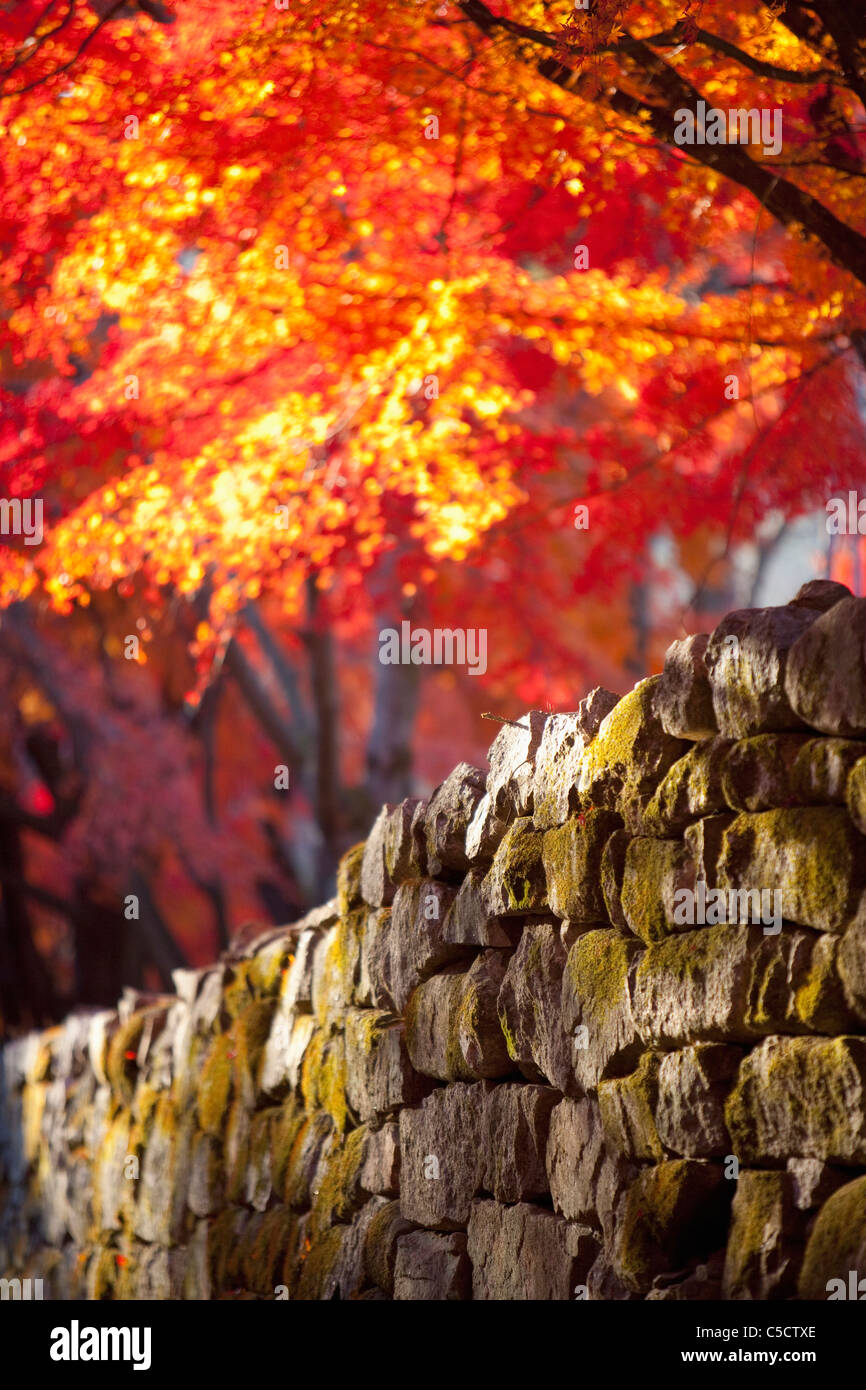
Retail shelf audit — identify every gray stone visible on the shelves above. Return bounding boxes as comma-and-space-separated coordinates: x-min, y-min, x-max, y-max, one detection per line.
486, 710, 547, 819
424, 763, 487, 875
360, 805, 397, 908
722, 1170, 806, 1300
655, 1044, 742, 1157
562, 929, 644, 1089
785, 595, 866, 735
655, 632, 717, 740
398, 1083, 487, 1228
705, 602, 817, 737
441, 867, 520, 947
405, 954, 512, 1082
467, 1200, 594, 1300
531, 713, 586, 831
344, 1008, 431, 1123
546, 1096, 635, 1242
393, 1231, 471, 1300
388, 879, 468, 1012
726, 1035, 866, 1165
464, 792, 509, 865
483, 1084, 558, 1203
360, 1121, 400, 1198
497, 920, 575, 1093
384, 798, 427, 883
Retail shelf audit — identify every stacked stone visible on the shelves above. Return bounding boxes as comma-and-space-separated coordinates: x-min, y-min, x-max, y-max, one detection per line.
3, 579, 866, 1300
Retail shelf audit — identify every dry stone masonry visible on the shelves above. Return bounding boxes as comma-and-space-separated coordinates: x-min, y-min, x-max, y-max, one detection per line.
4, 578, 866, 1300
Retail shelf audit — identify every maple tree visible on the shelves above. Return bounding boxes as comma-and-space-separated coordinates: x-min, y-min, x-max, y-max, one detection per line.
0, 0, 864, 1026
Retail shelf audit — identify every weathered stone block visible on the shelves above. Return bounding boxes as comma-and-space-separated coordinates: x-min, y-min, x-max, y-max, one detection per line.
717, 807, 866, 934
598, 1051, 664, 1161
486, 710, 547, 820
359, 1121, 400, 1198
424, 763, 487, 875
483, 1083, 558, 1203
655, 633, 717, 741
726, 1035, 866, 1165
655, 1044, 742, 1157
360, 805, 397, 907
798, 1175, 866, 1299
363, 1198, 416, 1294
785, 594, 866, 736
620, 837, 696, 944
383, 797, 427, 883
579, 677, 688, 832
481, 817, 547, 916
388, 879, 468, 1011
642, 737, 731, 834
542, 808, 621, 923
722, 1169, 806, 1299
562, 929, 644, 1089
705, 602, 817, 737
405, 953, 511, 1082
441, 867, 519, 946
398, 1083, 487, 1228
393, 1231, 471, 1300
546, 1095, 635, 1241
632, 925, 814, 1049
467, 1200, 594, 1300
344, 1008, 431, 1123
497, 919, 575, 1093
531, 712, 587, 831
613, 1159, 731, 1293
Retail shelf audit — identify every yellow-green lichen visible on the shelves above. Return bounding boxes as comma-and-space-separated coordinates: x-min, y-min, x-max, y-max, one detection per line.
106, 1016, 147, 1105
197, 1033, 234, 1137
337, 841, 366, 917
309, 1123, 368, 1239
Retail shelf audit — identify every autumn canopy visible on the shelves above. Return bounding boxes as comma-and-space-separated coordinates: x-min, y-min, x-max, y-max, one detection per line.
0, 0, 864, 1023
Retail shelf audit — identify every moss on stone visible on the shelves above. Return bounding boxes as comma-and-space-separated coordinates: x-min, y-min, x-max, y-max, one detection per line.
208, 1208, 249, 1292
598, 1051, 664, 1160
197, 1033, 234, 1137
295, 1225, 346, 1300
565, 930, 633, 1026
795, 936, 856, 1034
224, 1096, 252, 1203
221, 961, 255, 1019
270, 1098, 303, 1193
90, 1246, 120, 1300
248, 939, 292, 997
615, 1159, 730, 1292
337, 841, 366, 917
318, 1035, 349, 1134
310, 1123, 368, 1239
621, 837, 689, 945
719, 807, 863, 934
541, 810, 620, 922
106, 1015, 147, 1104
799, 1175, 866, 1299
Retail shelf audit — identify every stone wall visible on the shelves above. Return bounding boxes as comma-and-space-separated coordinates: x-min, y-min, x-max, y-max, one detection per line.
4, 578, 866, 1300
